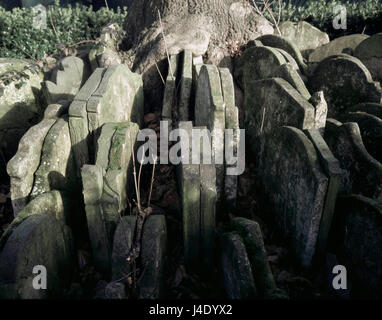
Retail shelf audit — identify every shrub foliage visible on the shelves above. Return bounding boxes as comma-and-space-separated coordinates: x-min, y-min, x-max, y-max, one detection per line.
0, 0, 127, 60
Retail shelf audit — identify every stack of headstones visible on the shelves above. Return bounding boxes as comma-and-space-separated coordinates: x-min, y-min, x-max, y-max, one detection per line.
161, 50, 282, 299
236, 31, 382, 296
0, 56, 154, 298
0, 56, 92, 299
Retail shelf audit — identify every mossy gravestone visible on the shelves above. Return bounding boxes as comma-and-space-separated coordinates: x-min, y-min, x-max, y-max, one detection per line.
309, 55, 382, 118
324, 119, 382, 200
258, 126, 329, 268
0, 214, 75, 299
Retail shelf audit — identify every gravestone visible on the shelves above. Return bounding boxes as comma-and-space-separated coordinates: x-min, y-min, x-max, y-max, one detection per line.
256, 34, 307, 73
7, 118, 56, 215
111, 215, 135, 281
69, 68, 106, 173
139, 215, 167, 299
30, 116, 76, 200
230, 218, 277, 298
258, 126, 329, 268
0, 214, 75, 299
234, 45, 286, 90
305, 129, 342, 259
309, 55, 382, 118
178, 50, 193, 122
347, 102, 382, 120
337, 112, 382, 163
0, 190, 69, 250
194, 65, 225, 201
309, 34, 369, 62
243, 78, 316, 155
82, 121, 139, 275
220, 232, 257, 299
279, 21, 330, 58
177, 121, 201, 268
335, 195, 382, 298
162, 54, 179, 129
324, 119, 382, 200
43, 56, 90, 105
220, 67, 240, 207
354, 33, 382, 83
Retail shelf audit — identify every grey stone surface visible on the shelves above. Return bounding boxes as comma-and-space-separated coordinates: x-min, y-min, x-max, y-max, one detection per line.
324, 119, 382, 200
305, 129, 342, 259
104, 282, 127, 299
243, 78, 315, 155
7, 118, 56, 215
279, 21, 330, 58
309, 91, 328, 131
139, 215, 167, 299
178, 50, 193, 122
219, 67, 239, 206
0, 191, 67, 251
43, 56, 90, 105
30, 116, 76, 200
354, 33, 382, 83
337, 112, 382, 164
230, 217, 277, 298
111, 215, 135, 281
0, 214, 75, 299
335, 195, 382, 298
256, 34, 307, 72
162, 54, 179, 129
69, 68, 106, 174
347, 102, 382, 120
195, 65, 225, 200
234, 45, 286, 90
177, 121, 201, 268
309, 34, 369, 62
258, 126, 329, 268
220, 231, 257, 299
309, 55, 382, 118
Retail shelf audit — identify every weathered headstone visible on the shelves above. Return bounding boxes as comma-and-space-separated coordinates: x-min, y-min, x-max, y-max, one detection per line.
305, 129, 342, 259
111, 215, 135, 281
230, 218, 277, 298
195, 65, 225, 200
335, 195, 382, 297
256, 34, 307, 73
220, 232, 257, 299
0, 214, 75, 299
347, 102, 382, 120
178, 50, 193, 122
0, 190, 69, 251
243, 78, 316, 155
43, 56, 90, 105
309, 55, 382, 118
30, 116, 76, 200
324, 119, 382, 200
177, 121, 201, 268
69, 68, 106, 173
279, 21, 330, 58
162, 54, 179, 129
354, 33, 382, 83
7, 118, 56, 215
234, 45, 286, 90
258, 126, 329, 268
337, 112, 382, 164
139, 215, 167, 299
309, 34, 369, 62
